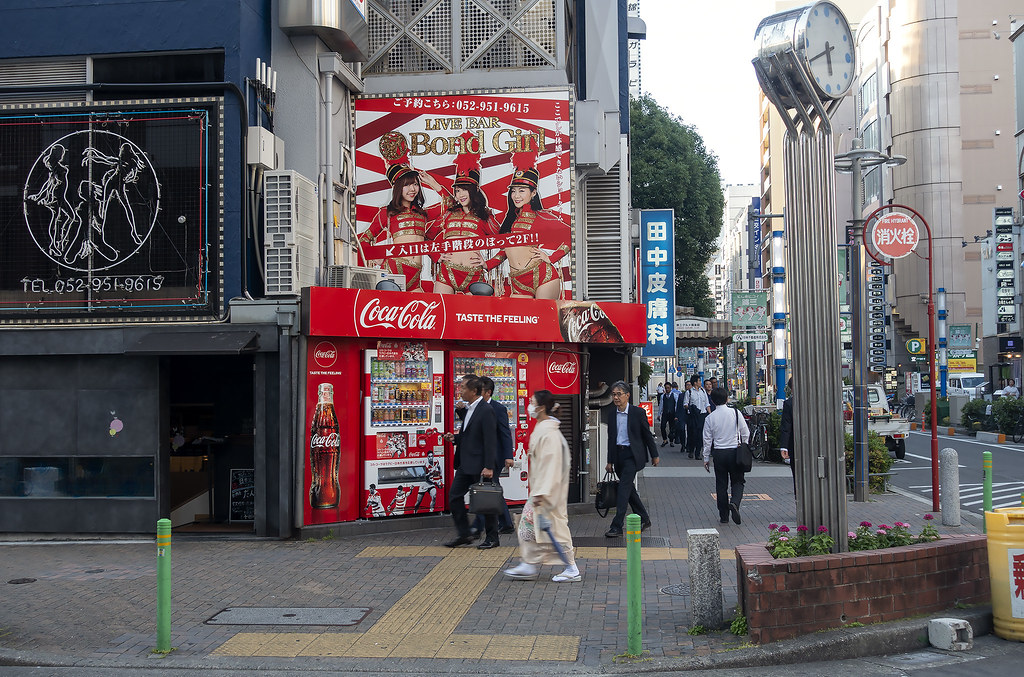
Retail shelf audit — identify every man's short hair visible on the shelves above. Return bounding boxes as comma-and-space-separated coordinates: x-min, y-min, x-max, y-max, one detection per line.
690, 375, 700, 385
479, 375, 495, 394
610, 380, 629, 396
463, 376, 483, 396
710, 387, 729, 406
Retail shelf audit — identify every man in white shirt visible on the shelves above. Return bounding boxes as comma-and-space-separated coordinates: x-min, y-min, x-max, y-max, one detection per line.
702, 388, 749, 525
1003, 378, 1019, 398
685, 376, 710, 458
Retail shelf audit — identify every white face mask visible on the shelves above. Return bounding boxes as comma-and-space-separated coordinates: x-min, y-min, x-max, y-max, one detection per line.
527, 404, 539, 419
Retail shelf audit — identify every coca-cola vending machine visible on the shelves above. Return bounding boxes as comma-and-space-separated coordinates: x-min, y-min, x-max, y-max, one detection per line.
361, 342, 447, 518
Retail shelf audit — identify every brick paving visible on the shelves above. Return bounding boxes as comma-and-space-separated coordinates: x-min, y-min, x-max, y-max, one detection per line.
0, 443, 985, 673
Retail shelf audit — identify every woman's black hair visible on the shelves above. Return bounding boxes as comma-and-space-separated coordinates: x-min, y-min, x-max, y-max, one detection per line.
386, 173, 426, 217
533, 389, 558, 415
450, 183, 492, 222
499, 188, 544, 233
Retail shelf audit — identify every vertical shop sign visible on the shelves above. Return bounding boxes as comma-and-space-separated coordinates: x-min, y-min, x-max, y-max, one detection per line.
640, 209, 675, 357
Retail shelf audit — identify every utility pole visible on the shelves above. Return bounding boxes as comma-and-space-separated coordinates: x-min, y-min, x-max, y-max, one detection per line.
747, 204, 784, 402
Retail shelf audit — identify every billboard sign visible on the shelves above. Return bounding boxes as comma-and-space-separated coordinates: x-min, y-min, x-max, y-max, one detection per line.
948, 324, 972, 350
354, 89, 573, 300
0, 100, 221, 319
640, 209, 675, 356
731, 291, 768, 329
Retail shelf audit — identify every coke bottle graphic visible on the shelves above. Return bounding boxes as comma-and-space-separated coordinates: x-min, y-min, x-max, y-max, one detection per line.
309, 383, 341, 509
557, 301, 625, 343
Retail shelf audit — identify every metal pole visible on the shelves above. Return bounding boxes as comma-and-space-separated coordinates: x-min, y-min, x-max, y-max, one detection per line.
747, 204, 758, 402
928, 237, 939, 512
626, 513, 642, 655
156, 518, 172, 653
938, 288, 947, 398
848, 139, 869, 503
983, 450, 993, 533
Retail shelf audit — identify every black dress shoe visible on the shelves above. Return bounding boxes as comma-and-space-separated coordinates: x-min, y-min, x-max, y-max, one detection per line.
477, 540, 499, 549
660, 440, 668, 447
444, 535, 474, 548
719, 519, 729, 524
640, 520, 652, 532
498, 526, 515, 535
729, 503, 742, 525
605, 528, 623, 538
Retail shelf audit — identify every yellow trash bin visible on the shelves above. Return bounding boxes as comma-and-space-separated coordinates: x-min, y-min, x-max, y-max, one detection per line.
985, 507, 1024, 641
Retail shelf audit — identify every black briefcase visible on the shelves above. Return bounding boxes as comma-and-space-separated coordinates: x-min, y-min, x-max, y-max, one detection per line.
595, 471, 619, 518
469, 481, 505, 514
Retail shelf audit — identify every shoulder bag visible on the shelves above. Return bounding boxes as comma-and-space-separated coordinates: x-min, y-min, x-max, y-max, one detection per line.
735, 408, 753, 473
595, 471, 619, 518
469, 480, 505, 514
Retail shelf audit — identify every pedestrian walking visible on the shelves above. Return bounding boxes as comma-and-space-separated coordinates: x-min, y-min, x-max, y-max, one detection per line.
442, 375, 497, 547
660, 382, 678, 447
685, 375, 710, 458
503, 390, 580, 582
676, 379, 692, 452
702, 387, 749, 525
604, 380, 659, 537
779, 378, 795, 492
471, 376, 515, 541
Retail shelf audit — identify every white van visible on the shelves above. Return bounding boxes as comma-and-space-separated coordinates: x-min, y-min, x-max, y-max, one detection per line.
947, 373, 987, 399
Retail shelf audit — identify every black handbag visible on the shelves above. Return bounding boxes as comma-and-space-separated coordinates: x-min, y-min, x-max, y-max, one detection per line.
595, 471, 619, 518
468, 481, 504, 514
735, 409, 753, 473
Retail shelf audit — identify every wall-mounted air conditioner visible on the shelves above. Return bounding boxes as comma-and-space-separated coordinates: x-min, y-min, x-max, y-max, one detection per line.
264, 170, 319, 295
324, 265, 405, 290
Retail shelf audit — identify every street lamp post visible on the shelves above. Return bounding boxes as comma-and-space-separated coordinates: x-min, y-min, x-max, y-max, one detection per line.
835, 139, 906, 503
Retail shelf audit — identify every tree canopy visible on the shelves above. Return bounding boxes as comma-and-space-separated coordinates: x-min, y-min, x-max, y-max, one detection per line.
630, 95, 724, 318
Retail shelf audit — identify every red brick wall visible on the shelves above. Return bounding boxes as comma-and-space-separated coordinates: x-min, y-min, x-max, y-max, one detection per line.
735, 535, 989, 644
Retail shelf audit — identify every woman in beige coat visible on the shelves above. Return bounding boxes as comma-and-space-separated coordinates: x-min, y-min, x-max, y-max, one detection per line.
503, 389, 580, 582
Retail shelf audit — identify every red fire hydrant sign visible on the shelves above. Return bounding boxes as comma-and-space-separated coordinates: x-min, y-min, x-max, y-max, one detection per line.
870, 211, 920, 259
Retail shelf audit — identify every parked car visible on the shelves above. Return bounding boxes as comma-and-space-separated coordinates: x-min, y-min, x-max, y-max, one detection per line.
843, 384, 909, 459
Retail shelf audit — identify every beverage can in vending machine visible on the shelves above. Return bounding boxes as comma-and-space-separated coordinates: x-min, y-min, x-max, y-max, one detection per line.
309, 383, 341, 509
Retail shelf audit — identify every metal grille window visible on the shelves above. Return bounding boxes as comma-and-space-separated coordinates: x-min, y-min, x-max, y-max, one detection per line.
0, 59, 87, 103
368, 0, 560, 74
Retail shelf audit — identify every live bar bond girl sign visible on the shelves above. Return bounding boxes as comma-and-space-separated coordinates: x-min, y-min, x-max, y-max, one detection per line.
354, 89, 573, 301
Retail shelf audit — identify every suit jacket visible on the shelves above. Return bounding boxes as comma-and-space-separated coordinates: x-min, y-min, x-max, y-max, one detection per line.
661, 390, 677, 417
453, 397, 497, 475
489, 398, 514, 466
606, 404, 659, 468
779, 397, 794, 455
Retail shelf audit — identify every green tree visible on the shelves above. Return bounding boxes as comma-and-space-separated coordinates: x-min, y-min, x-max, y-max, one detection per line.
630, 95, 724, 317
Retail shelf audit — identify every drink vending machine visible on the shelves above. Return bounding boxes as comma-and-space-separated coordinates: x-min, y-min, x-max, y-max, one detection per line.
361, 342, 447, 518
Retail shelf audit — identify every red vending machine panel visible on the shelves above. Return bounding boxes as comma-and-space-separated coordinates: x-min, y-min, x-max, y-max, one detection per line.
361, 343, 447, 518
302, 340, 361, 526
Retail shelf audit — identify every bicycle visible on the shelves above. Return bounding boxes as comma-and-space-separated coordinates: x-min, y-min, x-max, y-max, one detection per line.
897, 398, 917, 422
748, 411, 770, 462
1011, 412, 1024, 444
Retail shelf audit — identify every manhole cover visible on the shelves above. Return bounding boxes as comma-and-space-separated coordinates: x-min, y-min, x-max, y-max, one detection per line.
8, 578, 36, 584
206, 607, 372, 626
661, 584, 689, 596
572, 536, 670, 548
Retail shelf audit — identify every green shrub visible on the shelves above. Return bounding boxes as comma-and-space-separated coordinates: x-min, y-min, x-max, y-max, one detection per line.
922, 396, 948, 427
960, 398, 991, 430
844, 431, 893, 493
993, 397, 1024, 435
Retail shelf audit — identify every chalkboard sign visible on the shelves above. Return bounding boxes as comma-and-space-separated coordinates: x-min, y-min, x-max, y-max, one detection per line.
229, 468, 254, 522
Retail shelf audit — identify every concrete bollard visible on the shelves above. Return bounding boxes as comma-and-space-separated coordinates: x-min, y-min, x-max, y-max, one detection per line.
939, 448, 960, 527
687, 528, 723, 629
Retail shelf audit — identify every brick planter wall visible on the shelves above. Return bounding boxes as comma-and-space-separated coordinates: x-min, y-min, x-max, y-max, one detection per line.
736, 535, 989, 644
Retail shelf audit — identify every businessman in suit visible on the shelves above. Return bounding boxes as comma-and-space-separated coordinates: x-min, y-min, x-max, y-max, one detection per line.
470, 375, 515, 543
604, 380, 660, 537
443, 375, 497, 547
778, 378, 795, 493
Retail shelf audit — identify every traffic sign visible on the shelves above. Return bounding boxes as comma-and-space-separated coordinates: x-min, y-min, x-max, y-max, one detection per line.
906, 338, 926, 355
733, 332, 769, 342
870, 212, 920, 259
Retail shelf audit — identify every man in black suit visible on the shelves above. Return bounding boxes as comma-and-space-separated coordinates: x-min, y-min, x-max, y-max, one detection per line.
659, 382, 678, 447
470, 376, 515, 543
604, 380, 660, 537
443, 375, 497, 547
778, 378, 795, 492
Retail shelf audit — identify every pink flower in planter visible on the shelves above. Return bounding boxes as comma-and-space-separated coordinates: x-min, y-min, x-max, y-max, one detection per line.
895, 522, 909, 528
779, 536, 789, 542
797, 525, 809, 533
848, 531, 857, 539
876, 529, 887, 536
924, 514, 934, 520
860, 521, 872, 527
818, 526, 829, 533
779, 525, 790, 533
769, 523, 778, 530
879, 524, 890, 530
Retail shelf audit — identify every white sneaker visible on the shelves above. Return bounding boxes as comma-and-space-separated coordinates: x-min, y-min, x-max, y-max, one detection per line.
503, 562, 538, 580
552, 566, 581, 582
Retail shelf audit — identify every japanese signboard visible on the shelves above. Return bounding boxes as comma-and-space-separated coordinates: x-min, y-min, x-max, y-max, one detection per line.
994, 207, 1016, 324
354, 89, 573, 301
947, 349, 977, 373
0, 99, 221, 320
948, 324, 973, 350
731, 291, 768, 329
870, 211, 919, 259
640, 209, 675, 356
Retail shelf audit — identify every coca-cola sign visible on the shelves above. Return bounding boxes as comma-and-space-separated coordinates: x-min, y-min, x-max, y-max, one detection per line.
313, 341, 338, 368
546, 351, 579, 392
357, 295, 444, 337
310, 431, 341, 449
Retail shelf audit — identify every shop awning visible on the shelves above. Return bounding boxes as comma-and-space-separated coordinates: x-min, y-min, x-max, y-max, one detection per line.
675, 317, 733, 347
127, 330, 260, 355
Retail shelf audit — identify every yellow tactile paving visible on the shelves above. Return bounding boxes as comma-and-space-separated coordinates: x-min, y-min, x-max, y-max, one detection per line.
606, 547, 628, 559
210, 631, 275, 656
389, 632, 449, 658
668, 547, 688, 559
529, 635, 580, 661
573, 546, 607, 559
355, 545, 397, 558
250, 632, 319, 657
435, 633, 490, 659
346, 632, 403, 657
485, 633, 538, 660
297, 632, 359, 656
641, 547, 672, 560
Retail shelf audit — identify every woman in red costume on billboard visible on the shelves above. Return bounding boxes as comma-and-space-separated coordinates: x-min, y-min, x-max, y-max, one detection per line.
419, 133, 500, 295
358, 132, 441, 292
486, 150, 570, 299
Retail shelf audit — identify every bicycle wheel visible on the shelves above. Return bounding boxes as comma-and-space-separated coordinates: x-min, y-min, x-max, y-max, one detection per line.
750, 427, 767, 461
1013, 418, 1024, 444
905, 407, 916, 423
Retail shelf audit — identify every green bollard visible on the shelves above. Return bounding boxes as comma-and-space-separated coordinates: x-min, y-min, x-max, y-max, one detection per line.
156, 518, 172, 653
626, 513, 642, 656
982, 451, 993, 534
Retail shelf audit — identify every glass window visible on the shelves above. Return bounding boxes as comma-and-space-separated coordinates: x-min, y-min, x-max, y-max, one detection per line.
863, 166, 881, 207
0, 457, 154, 497
859, 71, 877, 116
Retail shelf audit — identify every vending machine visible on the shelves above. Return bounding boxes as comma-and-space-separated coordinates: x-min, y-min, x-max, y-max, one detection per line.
361, 342, 447, 518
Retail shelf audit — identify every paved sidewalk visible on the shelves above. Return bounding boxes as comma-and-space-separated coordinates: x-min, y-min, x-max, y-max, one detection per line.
0, 445, 987, 674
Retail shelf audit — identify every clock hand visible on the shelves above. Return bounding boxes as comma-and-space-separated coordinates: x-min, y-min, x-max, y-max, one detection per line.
824, 41, 833, 76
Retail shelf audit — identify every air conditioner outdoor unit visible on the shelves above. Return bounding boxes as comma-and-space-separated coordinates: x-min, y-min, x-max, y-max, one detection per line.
264, 170, 319, 295
324, 265, 405, 290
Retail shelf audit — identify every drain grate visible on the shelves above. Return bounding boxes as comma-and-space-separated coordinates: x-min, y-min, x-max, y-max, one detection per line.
206, 607, 371, 626
572, 536, 670, 548
8, 578, 36, 585
660, 583, 689, 596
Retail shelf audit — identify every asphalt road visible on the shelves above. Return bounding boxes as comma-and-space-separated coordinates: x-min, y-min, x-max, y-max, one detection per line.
889, 430, 1024, 513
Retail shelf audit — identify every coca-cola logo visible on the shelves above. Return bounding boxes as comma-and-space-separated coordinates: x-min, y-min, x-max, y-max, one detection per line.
358, 297, 442, 334
546, 352, 579, 391
561, 304, 605, 342
310, 431, 340, 449
313, 341, 338, 368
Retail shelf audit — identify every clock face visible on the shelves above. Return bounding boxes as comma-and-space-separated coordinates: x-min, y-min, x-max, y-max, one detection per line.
802, 2, 854, 99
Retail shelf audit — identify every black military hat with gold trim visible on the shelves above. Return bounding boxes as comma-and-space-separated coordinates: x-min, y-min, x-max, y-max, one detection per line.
379, 131, 416, 185
453, 131, 482, 188
509, 149, 539, 189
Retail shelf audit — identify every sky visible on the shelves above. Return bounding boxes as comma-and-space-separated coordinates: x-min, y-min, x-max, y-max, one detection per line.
638, 1, 778, 186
